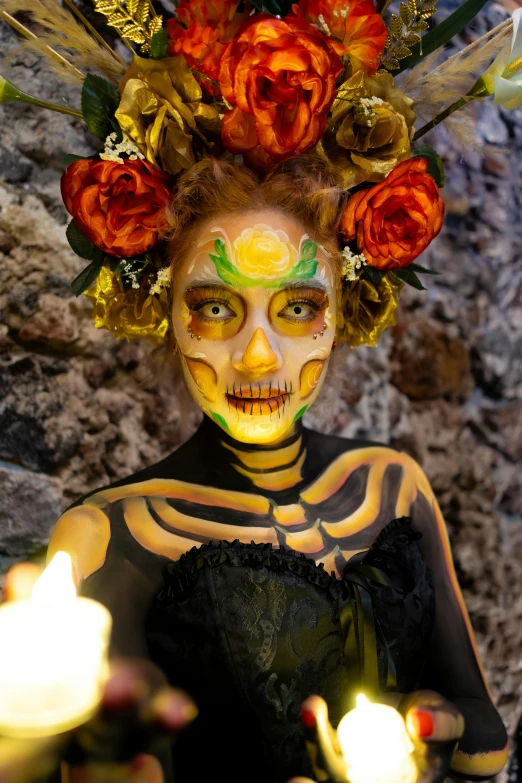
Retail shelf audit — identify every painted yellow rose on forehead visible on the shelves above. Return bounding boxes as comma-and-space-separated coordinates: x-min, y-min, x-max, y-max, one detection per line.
208, 224, 319, 288
232, 226, 297, 280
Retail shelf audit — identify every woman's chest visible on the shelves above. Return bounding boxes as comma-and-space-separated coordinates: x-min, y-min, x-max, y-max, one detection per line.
92, 445, 420, 577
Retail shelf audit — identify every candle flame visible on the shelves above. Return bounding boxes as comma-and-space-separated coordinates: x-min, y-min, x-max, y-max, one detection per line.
31, 552, 77, 604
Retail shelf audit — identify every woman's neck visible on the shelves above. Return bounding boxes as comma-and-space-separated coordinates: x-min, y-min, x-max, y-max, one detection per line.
200, 417, 306, 493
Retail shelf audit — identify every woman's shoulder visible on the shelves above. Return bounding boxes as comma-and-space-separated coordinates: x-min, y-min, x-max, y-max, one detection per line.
303, 425, 412, 468
67, 430, 206, 513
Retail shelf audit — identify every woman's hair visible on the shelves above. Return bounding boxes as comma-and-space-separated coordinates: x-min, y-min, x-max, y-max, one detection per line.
163, 154, 347, 276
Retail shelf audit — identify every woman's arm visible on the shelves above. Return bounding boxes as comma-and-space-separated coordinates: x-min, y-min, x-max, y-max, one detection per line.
406, 460, 508, 779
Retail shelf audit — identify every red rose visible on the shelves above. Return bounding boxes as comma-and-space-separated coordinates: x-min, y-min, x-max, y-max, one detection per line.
219, 14, 343, 169
291, 0, 387, 75
167, 0, 250, 92
61, 158, 171, 258
340, 158, 445, 270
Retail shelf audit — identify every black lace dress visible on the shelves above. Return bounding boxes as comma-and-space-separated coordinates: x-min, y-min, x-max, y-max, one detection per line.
146, 517, 434, 783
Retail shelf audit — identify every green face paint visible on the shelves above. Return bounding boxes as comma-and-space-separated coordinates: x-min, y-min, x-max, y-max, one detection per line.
209, 238, 318, 289
210, 411, 231, 434
292, 405, 308, 424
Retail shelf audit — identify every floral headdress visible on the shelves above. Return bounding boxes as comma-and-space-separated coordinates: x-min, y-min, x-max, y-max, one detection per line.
1, 0, 519, 346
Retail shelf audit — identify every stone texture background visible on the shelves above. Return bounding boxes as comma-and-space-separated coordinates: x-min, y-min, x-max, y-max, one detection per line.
1, 1, 521, 777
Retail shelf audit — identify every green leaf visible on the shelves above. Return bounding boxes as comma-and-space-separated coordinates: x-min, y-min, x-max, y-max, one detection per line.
63, 153, 84, 167
393, 267, 426, 290
209, 239, 241, 287
300, 239, 317, 262
408, 262, 441, 275
150, 27, 168, 59
292, 257, 318, 280
364, 266, 385, 285
71, 259, 104, 296
397, 0, 489, 72
66, 220, 105, 263
81, 74, 122, 141
411, 145, 445, 187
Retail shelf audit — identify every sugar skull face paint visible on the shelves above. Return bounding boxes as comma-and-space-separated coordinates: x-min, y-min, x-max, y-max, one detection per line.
171, 210, 337, 444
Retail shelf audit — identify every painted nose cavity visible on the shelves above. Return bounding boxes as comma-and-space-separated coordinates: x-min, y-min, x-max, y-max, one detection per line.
241, 327, 281, 374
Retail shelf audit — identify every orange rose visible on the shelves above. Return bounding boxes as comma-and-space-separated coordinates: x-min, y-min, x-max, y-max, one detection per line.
291, 0, 387, 75
167, 0, 250, 91
340, 158, 445, 270
219, 14, 343, 168
61, 158, 171, 258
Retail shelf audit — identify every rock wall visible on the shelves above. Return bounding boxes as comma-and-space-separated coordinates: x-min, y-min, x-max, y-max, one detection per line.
1, 1, 521, 774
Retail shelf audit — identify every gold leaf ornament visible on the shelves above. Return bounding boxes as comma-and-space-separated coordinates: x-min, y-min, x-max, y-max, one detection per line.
94, 0, 158, 52
115, 55, 222, 175
319, 71, 416, 189
390, 14, 403, 39
381, 0, 438, 70
400, 3, 411, 26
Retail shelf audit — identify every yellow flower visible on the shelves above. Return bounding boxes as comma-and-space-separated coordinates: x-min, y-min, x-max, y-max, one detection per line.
85, 267, 169, 342
115, 55, 222, 176
232, 225, 297, 280
340, 273, 403, 347
318, 71, 416, 189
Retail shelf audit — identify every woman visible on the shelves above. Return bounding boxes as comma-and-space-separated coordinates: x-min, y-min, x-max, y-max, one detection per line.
46, 156, 508, 783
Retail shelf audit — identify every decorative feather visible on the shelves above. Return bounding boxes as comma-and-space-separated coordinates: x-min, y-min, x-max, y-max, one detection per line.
399, 18, 512, 122
1, 0, 126, 84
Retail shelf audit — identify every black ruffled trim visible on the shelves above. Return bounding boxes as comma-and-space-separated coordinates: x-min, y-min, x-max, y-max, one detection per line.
158, 538, 340, 602
157, 516, 417, 604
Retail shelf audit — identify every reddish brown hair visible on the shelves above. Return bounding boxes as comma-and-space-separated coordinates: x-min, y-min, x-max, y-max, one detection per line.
163, 154, 347, 276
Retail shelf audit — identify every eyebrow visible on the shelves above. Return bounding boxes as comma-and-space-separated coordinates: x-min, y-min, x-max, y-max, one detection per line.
184, 279, 234, 292
280, 280, 329, 293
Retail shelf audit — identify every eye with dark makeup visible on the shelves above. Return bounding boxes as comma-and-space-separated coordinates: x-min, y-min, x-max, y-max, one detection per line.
277, 286, 329, 323
185, 286, 238, 323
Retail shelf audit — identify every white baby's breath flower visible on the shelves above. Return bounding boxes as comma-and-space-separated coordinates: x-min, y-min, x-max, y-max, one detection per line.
149, 267, 171, 296
341, 246, 368, 282
100, 133, 145, 164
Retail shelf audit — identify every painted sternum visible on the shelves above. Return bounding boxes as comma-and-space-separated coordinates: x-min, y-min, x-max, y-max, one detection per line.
209, 236, 318, 289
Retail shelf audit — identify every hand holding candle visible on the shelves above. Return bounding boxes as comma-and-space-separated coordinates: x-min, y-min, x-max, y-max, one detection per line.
297, 691, 464, 783
0, 554, 198, 783
0, 552, 112, 738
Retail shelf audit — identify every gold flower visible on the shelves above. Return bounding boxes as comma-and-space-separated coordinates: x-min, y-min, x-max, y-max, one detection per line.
115, 55, 222, 176
319, 71, 416, 189
340, 273, 403, 347
85, 267, 169, 342
232, 225, 298, 280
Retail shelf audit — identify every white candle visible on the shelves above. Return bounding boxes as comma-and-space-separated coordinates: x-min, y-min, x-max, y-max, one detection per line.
0, 552, 112, 738
337, 694, 417, 783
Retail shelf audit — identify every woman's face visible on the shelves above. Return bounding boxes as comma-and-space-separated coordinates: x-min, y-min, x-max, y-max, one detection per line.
171, 209, 337, 444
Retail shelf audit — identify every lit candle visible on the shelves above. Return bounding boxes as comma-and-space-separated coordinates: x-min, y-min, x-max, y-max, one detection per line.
0, 552, 112, 738
337, 694, 417, 783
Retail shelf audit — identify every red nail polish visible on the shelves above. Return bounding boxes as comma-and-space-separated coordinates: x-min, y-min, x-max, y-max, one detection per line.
413, 709, 434, 738
302, 708, 316, 729
131, 754, 148, 772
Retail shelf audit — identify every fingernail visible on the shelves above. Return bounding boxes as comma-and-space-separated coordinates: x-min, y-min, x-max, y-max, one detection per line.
131, 754, 149, 772
411, 708, 434, 738
103, 669, 146, 709
156, 693, 198, 729
301, 708, 316, 729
